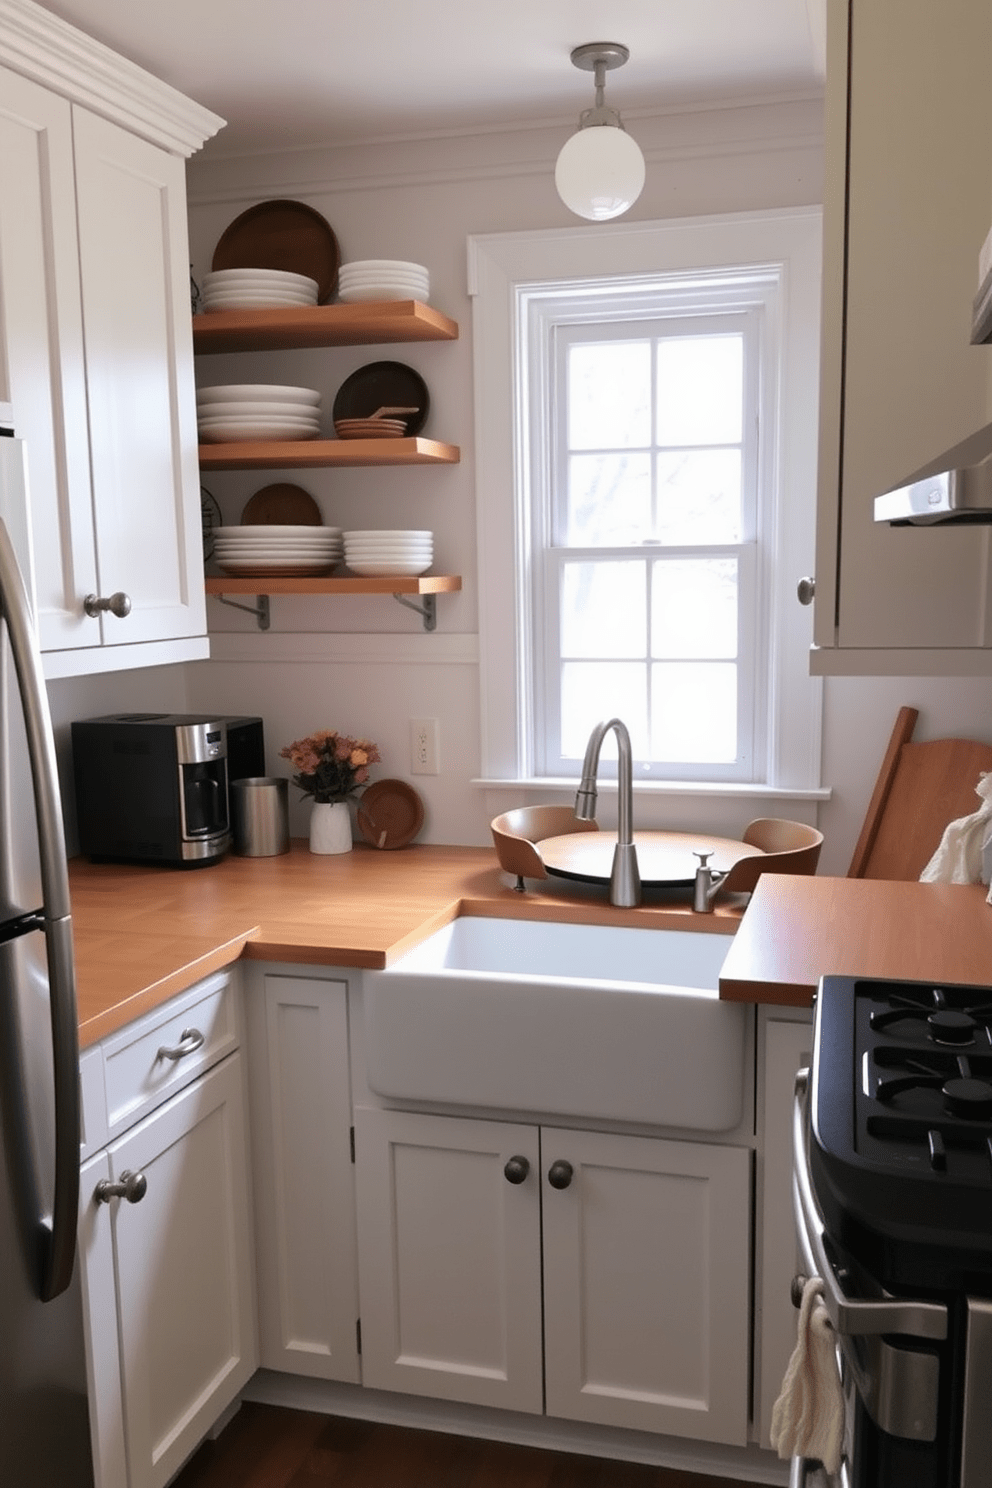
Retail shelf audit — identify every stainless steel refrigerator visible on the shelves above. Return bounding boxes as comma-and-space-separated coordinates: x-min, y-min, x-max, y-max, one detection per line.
0, 429, 94, 1483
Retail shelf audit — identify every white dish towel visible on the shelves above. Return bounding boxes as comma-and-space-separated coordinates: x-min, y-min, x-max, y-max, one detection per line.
770, 1275, 845, 1475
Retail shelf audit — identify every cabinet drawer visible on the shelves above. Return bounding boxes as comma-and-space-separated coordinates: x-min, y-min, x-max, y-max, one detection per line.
98, 970, 240, 1139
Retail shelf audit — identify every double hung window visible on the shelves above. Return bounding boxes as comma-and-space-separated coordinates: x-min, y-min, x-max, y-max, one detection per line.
535, 291, 763, 781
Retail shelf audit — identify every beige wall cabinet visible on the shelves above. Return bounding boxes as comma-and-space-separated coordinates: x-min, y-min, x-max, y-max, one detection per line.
811, 0, 992, 674
0, 4, 222, 677
244, 970, 361, 1384
354, 1104, 752, 1446
77, 971, 257, 1488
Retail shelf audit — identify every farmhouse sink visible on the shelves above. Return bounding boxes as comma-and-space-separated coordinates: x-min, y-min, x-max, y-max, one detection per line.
362, 916, 747, 1132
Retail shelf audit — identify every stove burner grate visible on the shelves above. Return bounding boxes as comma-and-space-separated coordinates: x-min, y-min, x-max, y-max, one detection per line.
869, 986, 992, 1045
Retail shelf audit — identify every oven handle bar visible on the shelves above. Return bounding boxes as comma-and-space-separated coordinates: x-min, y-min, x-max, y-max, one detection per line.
793, 1068, 948, 1341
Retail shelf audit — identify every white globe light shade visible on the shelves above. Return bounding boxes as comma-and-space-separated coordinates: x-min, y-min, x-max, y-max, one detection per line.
555, 124, 646, 221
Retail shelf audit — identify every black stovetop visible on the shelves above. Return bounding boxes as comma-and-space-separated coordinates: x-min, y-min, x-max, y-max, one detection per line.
810, 975, 992, 1292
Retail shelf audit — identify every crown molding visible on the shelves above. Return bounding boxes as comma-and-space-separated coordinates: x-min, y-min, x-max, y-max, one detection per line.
0, 0, 224, 155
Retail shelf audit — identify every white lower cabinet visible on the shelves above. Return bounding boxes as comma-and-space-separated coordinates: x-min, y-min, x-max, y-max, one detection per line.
245, 970, 360, 1383
354, 1105, 752, 1445
78, 975, 257, 1488
755, 1009, 813, 1448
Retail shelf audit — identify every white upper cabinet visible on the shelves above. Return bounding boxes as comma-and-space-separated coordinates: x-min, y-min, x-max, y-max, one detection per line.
0, 1, 223, 677
812, 0, 992, 673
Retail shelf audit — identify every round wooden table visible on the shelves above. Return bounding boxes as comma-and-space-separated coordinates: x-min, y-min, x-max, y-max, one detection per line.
537, 830, 764, 888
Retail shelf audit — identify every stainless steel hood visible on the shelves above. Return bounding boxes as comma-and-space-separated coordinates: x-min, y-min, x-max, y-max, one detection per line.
874, 420, 992, 525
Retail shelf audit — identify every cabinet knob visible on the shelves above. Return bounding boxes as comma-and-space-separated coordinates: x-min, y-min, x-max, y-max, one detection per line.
796, 576, 816, 606
94, 1169, 147, 1206
547, 1159, 574, 1190
84, 591, 132, 619
503, 1155, 530, 1185
790, 1273, 808, 1308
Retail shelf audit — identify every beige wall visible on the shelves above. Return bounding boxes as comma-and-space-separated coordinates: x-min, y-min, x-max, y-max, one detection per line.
47, 96, 992, 873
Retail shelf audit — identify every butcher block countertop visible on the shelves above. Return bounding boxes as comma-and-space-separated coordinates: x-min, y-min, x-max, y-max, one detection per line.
69, 841, 744, 1047
68, 843, 992, 1046
719, 873, 992, 1006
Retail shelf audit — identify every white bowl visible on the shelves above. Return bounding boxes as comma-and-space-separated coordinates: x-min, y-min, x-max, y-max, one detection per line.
339, 259, 428, 275
199, 410, 320, 425
214, 529, 342, 541
338, 271, 429, 286
199, 401, 322, 419
344, 529, 432, 539
202, 287, 316, 302
216, 559, 336, 574
202, 296, 316, 311
338, 287, 430, 305
346, 560, 432, 577
215, 537, 342, 550
197, 384, 321, 405
216, 550, 341, 563
198, 422, 322, 443
203, 268, 319, 290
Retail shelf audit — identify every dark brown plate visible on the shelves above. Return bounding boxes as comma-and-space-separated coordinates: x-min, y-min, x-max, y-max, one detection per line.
356, 779, 425, 850
332, 362, 429, 436
241, 483, 323, 525
212, 200, 341, 303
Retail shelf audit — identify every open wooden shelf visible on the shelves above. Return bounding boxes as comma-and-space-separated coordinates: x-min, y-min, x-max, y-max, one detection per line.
204, 574, 461, 597
192, 300, 459, 354
198, 436, 459, 471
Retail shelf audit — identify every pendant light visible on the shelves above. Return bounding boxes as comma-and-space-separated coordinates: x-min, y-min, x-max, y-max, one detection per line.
554, 42, 646, 222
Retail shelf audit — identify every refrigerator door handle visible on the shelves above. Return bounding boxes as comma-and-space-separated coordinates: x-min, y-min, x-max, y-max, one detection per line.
0, 517, 80, 1302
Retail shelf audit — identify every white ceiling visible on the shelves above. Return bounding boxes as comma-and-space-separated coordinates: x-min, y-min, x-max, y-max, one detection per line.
38, 0, 826, 157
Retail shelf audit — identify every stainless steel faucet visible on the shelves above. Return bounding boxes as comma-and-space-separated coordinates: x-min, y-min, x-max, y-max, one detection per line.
574, 718, 641, 907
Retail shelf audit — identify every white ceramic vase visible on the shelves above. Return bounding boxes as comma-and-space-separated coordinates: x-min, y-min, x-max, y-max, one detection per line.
309, 800, 352, 855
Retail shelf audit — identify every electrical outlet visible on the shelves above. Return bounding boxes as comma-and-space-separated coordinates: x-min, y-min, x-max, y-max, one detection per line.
411, 718, 439, 775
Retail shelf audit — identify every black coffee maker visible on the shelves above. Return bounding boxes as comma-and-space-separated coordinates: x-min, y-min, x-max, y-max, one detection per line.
71, 713, 264, 865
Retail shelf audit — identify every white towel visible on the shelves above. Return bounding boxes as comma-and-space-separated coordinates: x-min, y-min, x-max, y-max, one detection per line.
769, 1276, 845, 1475
920, 770, 992, 885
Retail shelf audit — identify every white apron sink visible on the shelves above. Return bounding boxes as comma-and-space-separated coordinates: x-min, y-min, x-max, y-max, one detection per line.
362, 916, 746, 1131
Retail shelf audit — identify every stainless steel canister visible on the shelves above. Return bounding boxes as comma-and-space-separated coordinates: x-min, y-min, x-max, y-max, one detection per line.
230, 776, 289, 856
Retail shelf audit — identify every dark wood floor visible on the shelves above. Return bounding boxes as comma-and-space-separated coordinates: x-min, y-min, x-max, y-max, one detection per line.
170, 1404, 752, 1488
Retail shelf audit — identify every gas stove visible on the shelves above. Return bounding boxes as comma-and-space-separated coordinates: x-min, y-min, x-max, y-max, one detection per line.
795, 974, 992, 1488
811, 975, 992, 1292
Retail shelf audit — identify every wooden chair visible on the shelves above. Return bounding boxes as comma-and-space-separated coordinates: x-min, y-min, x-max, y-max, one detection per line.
719, 817, 823, 895
848, 706, 992, 880
490, 805, 599, 887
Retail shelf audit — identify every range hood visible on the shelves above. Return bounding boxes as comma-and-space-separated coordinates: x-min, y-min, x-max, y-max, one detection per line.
874, 419, 992, 525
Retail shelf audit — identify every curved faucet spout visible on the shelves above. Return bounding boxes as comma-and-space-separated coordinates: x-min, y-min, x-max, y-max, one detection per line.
574, 718, 641, 907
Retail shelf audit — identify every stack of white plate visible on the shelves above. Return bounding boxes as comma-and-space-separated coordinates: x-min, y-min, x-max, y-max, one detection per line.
200, 268, 319, 312
337, 260, 430, 304
343, 529, 433, 577
212, 525, 343, 577
197, 384, 322, 443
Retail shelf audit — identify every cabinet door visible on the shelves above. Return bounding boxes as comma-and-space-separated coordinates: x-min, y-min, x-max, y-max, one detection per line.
72, 106, 205, 649
814, 0, 992, 666
247, 973, 360, 1382
108, 1053, 256, 1488
755, 1013, 812, 1449
354, 1106, 543, 1412
542, 1127, 751, 1445
78, 1152, 127, 1488
0, 65, 98, 649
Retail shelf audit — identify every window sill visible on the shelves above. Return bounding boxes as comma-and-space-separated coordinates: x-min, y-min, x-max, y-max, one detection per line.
473, 777, 832, 802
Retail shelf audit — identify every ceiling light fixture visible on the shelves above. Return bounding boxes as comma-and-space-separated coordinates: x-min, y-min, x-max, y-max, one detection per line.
554, 42, 646, 223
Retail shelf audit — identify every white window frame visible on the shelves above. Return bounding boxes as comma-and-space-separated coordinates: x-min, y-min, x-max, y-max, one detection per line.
532, 293, 768, 783
468, 209, 824, 799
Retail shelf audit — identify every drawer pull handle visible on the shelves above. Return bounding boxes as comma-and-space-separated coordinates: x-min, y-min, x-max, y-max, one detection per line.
95, 1169, 147, 1205
157, 1027, 205, 1062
